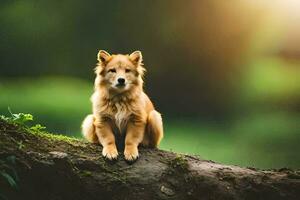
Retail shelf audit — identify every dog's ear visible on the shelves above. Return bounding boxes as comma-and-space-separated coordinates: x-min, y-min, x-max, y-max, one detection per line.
129, 51, 143, 65
97, 50, 111, 64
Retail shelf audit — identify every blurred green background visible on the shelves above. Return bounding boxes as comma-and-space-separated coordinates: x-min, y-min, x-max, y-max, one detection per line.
1, 0, 299, 169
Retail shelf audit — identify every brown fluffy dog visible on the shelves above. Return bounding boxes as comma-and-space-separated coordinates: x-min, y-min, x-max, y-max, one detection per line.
82, 50, 163, 161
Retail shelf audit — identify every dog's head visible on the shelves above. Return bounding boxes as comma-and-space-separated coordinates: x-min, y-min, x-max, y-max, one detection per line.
95, 50, 145, 93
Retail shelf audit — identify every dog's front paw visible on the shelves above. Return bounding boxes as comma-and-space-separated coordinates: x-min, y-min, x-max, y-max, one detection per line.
102, 145, 118, 160
124, 145, 139, 162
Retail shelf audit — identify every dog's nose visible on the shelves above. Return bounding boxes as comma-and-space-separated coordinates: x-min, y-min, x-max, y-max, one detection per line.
117, 78, 125, 84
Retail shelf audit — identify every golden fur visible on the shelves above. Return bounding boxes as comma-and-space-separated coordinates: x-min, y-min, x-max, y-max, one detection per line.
82, 50, 163, 161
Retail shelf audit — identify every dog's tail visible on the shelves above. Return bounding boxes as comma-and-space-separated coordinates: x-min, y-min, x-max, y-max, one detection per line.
146, 110, 164, 148
81, 114, 98, 143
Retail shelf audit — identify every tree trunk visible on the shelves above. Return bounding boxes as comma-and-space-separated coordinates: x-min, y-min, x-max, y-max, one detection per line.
0, 119, 299, 200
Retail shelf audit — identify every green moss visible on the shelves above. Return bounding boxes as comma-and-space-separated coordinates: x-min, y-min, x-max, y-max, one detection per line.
79, 170, 92, 177
169, 154, 189, 172
29, 129, 80, 144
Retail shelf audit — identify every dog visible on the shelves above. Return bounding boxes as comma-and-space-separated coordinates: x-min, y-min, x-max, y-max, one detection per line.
81, 50, 163, 161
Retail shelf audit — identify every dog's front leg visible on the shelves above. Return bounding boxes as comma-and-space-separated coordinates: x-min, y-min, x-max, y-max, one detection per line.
95, 120, 118, 160
124, 121, 145, 161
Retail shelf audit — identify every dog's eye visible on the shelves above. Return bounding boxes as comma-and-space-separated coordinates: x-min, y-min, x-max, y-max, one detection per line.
108, 69, 116, 73
125, 69, 131, 73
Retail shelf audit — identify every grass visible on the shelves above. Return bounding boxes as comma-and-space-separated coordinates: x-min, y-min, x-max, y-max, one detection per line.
0, 75, 299, 169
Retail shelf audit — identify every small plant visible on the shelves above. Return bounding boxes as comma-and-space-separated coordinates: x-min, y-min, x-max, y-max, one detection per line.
16, 141, 25, 150
1, 108, 80, 145
1, 108, 47, 132
7, 107, 33, 125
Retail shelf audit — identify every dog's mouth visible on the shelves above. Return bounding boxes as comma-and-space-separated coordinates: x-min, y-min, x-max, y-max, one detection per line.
115, 83, 126, 88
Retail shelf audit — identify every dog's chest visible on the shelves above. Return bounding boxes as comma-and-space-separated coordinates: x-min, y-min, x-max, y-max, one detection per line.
113, 103, 131, 131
